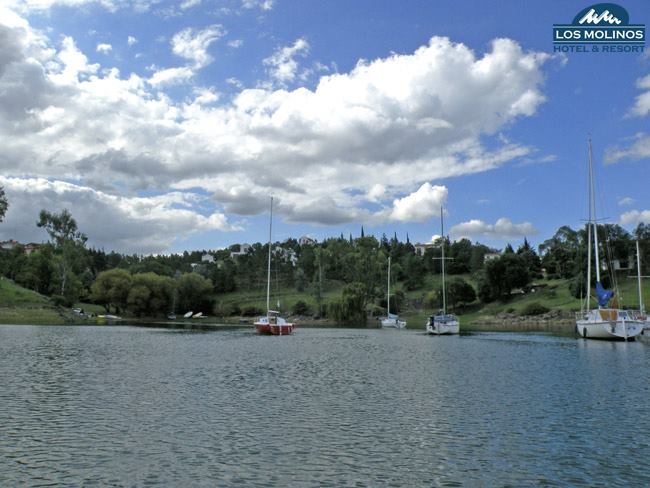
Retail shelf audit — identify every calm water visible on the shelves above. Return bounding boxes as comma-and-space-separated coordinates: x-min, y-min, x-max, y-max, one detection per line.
1, 325, 649, 487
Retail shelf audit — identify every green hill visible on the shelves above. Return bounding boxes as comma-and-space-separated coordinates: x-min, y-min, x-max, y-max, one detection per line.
0, 278, 65, 324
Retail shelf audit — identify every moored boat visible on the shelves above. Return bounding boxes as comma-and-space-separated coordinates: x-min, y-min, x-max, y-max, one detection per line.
379, 256, 406, 329
255, 197, 294, 336
575, 140, 644, 341
426, 207, 459, 335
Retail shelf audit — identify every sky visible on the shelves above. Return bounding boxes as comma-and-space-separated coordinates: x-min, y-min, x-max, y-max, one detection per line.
0, 0, 649, 254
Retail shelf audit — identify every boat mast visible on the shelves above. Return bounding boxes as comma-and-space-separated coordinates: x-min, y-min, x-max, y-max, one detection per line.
637, 239, 644, 314
441, 206, 447, 315
266, 197, 273, 315
586, 140, 592, 312
387, 256, 391, 315
588, 140, 602, 292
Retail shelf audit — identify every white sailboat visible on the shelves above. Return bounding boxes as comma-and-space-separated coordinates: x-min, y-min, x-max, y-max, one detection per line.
575, 140, 644, 340
635, 239, 650, 343
254, 197, 295, 336
426, 207, 459, 335
380, 256, 406, 328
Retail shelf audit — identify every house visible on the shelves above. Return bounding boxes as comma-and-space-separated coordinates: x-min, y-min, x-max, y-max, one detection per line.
24, 243, 41, 255
230, 243, 251, 259
299, 236, 317, 246
414, 242, 436, 256
0, 239, 19, 251
201, 253, 214, 263
483, 252, 501, 263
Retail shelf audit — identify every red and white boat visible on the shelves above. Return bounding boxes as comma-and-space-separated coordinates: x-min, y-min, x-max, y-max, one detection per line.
256, 197, 294, 336
255, 310, 295, 336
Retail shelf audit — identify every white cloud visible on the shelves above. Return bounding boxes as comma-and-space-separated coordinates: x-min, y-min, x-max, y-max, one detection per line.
387, 183, 447, 222
450, 218, 538, 239
148, 66, 194, 86
171, 24, 225, 68
9, 0, 158, 13
242, 0, 274, 10
228, 39, 243, 49
620, 209, 650, 226
127, 36, 137, 46
618, 196, 634, 206
180, 0, 200, 9
96, 43, 112, 54
0, 10, 551, 248
628, 74, 650, 118
263, 38, 309, 85
0, 177, 240, 253
605, 133, 650, 163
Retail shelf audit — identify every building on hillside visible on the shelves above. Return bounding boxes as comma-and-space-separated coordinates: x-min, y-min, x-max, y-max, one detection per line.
230, 243, 251, 259
24, 243, 41, 255
483, 252, 501, 263
299, 236, 317, 246
201, 253, 214, 263
414, 242, 436, 256
0, 239, 19, 251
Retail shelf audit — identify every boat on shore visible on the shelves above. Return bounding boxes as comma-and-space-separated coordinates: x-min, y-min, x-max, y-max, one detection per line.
254, 197, 294, 336
575, 140, 644, 340
380, 256, 406, 329
426, 207, 459, 335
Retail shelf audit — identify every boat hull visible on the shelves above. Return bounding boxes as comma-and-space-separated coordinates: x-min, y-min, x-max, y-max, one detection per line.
255, 320, 294, 335
380, 318, 406, 329
426, 321, 459, 335
575, 319, 644, 340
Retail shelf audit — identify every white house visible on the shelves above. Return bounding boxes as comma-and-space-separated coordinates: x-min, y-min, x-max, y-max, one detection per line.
230, 243, 251, 258
414, 242, 436, 256
201, 253, 215, 263
299, 236, 317, 246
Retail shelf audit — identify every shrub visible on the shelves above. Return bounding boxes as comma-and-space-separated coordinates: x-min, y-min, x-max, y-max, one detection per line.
292, 300, 311, 316
520, 302, 550, 316
241, 306, 264, 317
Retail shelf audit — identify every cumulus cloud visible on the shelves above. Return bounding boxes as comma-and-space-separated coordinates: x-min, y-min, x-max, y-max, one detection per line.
450, 218, 538, 239
263, 38, 310, 85
171, 24, 225, 68
96, 43, 112, 53
620, 209, 650, 226
628, 74, 650, 118
605, 133, 650, 163
228, 39, 243, 49
0, 9, 552, 251
387, 183, 447, 222
127, 36, 137, 46
0, 177, 240, 253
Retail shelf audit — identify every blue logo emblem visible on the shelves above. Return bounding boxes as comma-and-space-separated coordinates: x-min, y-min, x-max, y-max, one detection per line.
553, 3, 645, 53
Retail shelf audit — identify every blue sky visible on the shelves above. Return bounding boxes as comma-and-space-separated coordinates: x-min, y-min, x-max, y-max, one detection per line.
0, 0, 649, 253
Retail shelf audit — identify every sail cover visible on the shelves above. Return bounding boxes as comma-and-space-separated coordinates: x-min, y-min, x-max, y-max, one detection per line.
595, 281, 614, 307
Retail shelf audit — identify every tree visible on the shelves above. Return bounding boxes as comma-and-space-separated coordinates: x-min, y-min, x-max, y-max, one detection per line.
177, 273, 214, 314
329, 282, 368, 326
0, 185, 8, 222
127, 272, 174, 317
446, 279, 477, 310
37, 209, 88, 299
91, 269, 132, 313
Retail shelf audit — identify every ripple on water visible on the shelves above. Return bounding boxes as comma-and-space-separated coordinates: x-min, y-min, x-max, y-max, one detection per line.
1, 326, 650, 486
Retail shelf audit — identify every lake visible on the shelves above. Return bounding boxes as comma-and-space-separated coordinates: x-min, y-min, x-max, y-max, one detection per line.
1, 325, 649, 487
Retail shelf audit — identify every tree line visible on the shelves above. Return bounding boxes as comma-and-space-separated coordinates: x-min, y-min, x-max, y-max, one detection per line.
1, 190, 649, 324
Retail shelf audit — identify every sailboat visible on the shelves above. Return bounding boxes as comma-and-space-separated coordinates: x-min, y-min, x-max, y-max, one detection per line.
380, 256, 406, 328
635, 239, 650, 342
575, 140, 644, 340
426, 207, 459, 335
254, 197, 295, 336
